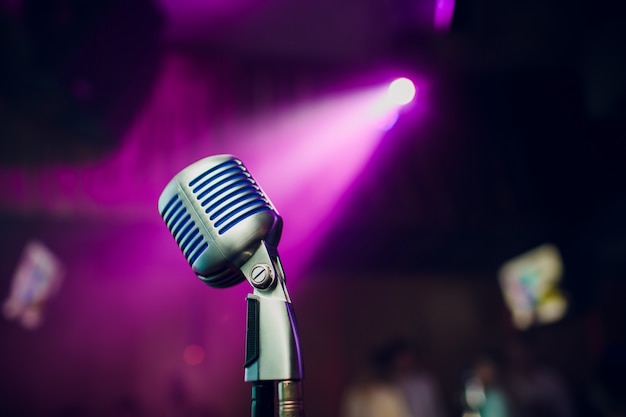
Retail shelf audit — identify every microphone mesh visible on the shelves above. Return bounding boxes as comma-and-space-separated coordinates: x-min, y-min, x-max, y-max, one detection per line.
158, 155, 280, 288
160, 194, 209, 266
189, 158, 274, 235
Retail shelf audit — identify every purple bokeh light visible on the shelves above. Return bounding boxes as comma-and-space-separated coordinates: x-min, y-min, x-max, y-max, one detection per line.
433, 0, 455, 31
183, 344, 206, 366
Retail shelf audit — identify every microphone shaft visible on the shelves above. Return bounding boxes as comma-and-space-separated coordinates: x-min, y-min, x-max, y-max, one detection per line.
278, 380, 304, 417
242, 242, 303, 383
251, 383, 274, 417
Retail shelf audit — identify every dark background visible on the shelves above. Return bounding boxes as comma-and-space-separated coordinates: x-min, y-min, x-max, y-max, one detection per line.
1, 0, 625, 416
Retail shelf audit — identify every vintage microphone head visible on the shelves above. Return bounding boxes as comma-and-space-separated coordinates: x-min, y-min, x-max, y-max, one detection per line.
157, 155, 283, 288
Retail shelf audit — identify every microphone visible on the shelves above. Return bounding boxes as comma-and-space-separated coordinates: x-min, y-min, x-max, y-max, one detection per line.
158, 154, 283, 288
158, 154, 304, 417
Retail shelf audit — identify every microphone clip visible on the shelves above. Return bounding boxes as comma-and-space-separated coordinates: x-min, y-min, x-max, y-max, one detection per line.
241, 241, 291, 303
240, 241, 303, 382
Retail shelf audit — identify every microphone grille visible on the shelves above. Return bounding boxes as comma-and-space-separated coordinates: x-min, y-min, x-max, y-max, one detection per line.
160, 193, 209, 266
189, 158, 274, 235
160, 193, 244, 288
158, 155, 281, 288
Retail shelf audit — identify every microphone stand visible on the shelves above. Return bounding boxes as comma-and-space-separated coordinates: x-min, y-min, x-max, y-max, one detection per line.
251, 382, 274, 417
241, 241, 304, 417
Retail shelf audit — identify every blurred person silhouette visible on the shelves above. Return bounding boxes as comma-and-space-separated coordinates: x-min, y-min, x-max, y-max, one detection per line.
505, 342, 573, 417
341, 344, 412, 417
387, 338, 447, 417
463, 350, 511, 417
341, 338, 446, 417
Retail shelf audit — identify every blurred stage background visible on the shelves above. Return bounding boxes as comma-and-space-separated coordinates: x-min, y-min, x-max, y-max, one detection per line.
1, 0, 625, 416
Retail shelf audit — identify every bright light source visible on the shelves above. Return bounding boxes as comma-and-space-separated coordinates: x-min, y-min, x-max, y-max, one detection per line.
387, 77, 416, 105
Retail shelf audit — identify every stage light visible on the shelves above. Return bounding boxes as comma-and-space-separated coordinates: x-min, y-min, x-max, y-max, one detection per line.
499, 244, 568, 330
434, 0, 456, 31
387, 77, 416, 106
3, 240, 65, 330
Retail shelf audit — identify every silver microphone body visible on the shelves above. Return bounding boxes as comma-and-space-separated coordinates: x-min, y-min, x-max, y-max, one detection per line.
158, 154, 304, 386
158, 154, 282, 288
